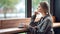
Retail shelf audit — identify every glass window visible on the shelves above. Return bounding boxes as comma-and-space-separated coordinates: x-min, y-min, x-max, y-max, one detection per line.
0, 0, 25, 18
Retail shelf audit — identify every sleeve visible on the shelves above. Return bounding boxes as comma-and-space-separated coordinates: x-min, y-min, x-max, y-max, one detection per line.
30, 15, 36, 22
37, 19, 52, 33
29, 15, 37, 26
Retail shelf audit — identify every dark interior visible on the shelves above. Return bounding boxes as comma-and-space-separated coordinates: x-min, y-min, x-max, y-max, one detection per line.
53, 0, 60, 22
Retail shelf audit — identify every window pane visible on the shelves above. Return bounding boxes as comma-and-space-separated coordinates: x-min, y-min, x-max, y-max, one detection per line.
0, 0, 25, 18
0, 8, 4, 18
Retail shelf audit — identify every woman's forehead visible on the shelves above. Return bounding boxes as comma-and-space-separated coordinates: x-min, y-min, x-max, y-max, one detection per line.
38, 4, 42, 8
38, 4, 40, 7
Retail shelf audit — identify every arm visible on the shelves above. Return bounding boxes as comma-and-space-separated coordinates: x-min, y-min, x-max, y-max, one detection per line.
53, 23, 60, 28
30, 15, 36, 23
30, 12, 39, 26
30, 11, 39, 23
29, 15, 36, 26
36, 19, 52, 33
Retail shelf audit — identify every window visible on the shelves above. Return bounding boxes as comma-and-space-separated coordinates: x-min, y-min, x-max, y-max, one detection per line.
0, 0, 25, 18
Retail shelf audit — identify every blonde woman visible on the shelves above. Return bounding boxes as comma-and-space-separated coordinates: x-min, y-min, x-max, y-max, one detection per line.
23, 2, 54, 34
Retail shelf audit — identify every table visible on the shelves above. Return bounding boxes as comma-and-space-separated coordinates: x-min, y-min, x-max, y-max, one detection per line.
0, 28, 27, 34
0, 23, 60, 34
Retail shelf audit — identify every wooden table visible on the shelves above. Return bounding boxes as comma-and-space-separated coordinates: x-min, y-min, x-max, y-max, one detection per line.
0, 28, 27, 34
0, 23, 60, 34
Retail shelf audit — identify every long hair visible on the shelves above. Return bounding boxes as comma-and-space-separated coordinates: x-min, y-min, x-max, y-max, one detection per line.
40, 1, 50, 15
40, 1, 53, 22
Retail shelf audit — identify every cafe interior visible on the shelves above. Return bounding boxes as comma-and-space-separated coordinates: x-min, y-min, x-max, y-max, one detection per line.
0, 0, 60, 34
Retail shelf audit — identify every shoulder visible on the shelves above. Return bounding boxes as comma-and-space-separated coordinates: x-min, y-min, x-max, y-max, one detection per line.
44, 16, 52, 23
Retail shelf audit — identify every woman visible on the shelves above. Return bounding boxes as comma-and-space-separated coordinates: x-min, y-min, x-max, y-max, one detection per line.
25, 2, 54, 34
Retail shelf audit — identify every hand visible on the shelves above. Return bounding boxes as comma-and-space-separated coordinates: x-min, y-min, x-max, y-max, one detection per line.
22, 24, 30, 28
34, 12, 39, 15
34, 26, 38, 28
19, 23, 29, 28
24, 24, 29, 28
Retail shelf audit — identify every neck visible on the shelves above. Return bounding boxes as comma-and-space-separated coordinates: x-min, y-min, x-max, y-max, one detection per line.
42, 12, 47, 17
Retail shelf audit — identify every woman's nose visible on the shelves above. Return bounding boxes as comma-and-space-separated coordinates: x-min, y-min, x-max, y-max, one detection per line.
38, 8, 41, 10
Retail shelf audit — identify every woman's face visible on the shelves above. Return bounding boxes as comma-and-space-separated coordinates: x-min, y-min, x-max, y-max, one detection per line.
37, 5, 45, 13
